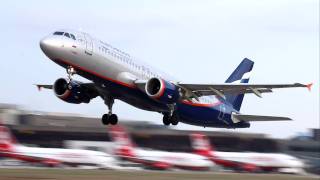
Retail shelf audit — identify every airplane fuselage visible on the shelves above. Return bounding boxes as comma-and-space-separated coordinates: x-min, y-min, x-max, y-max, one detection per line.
39, 29, 267, 128
213, 151, 304, 172
4, 144, 117, 168
131, 148, 213, 170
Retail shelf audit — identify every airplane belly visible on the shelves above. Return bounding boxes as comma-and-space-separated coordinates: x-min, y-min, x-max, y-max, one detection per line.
176, 103, 250, 128
176, 103, 229, 127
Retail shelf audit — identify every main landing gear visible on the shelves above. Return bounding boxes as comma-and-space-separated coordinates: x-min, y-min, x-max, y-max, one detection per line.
162, 104, 179, 126
162, 112, 179, 126
102, 113, 118, 125
102, 96, 118, 125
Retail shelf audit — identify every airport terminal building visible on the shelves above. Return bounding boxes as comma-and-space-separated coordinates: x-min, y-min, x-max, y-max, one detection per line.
0, 103, 319, 172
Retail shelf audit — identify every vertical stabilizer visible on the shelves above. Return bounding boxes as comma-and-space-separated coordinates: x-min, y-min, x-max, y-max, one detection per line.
190, 133, 214, 157
225, 58, 254, 111
0, 126, 17, 152
109, 125, 135, 158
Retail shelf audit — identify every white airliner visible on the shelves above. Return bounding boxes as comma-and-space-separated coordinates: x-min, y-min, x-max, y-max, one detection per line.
37, 29, 311, 128
0, 125, 118, 169
109, 125, 214, 170
190, 133, 305, 174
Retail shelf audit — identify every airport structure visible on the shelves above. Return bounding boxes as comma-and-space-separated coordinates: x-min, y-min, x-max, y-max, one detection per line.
0, 104, 278, 152
0, 103, 319, 173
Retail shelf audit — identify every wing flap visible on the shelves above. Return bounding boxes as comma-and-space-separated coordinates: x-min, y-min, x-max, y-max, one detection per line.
194, 88, 273, 97
178, 83, 309, 99
179, 83, 306, 90
134, 80, 308, 100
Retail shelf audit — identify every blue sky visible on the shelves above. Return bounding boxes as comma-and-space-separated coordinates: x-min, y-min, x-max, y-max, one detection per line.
0, 0, 318, 138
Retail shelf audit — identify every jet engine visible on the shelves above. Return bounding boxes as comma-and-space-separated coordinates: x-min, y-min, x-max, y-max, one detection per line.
53, 78, 93, 104
145, 77, 180, 104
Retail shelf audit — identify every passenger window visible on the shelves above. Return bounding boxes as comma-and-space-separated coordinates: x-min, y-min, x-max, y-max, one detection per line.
64, 33, 70, 38
53, 31, 64, 35
70, 34, 76, 40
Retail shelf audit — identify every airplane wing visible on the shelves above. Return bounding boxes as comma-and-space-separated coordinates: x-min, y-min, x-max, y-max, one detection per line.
231, 114, 292, 123
35, 83, 97, 91
35, 83, 100, 99
177, 83, 312, 99
35, 84, 53, 90
134, 80, 311, 100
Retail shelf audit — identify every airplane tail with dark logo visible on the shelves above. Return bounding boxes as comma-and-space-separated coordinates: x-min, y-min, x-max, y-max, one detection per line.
225, 58, 254, 111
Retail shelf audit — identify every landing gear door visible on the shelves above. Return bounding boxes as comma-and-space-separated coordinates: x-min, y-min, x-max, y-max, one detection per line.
83, 33, 93, 55
218, 104, 229, 125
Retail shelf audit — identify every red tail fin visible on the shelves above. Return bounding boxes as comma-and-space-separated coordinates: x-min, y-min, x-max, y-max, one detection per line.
190, 133, 214, 157
109, 125, 135, 158
0, 126, 17, 152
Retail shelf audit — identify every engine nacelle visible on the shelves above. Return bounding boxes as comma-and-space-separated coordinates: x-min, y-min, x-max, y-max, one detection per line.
53, 78, 91, 104
145, 78, 180, 104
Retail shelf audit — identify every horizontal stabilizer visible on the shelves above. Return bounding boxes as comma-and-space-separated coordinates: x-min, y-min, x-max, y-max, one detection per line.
232, 114, 292, 123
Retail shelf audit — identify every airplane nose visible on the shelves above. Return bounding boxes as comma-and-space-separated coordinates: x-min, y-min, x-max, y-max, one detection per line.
40, 38, 53, 52
39, 36, 61, 54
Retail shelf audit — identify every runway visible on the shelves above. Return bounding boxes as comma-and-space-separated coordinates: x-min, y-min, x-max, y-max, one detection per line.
0, 168, 318, 180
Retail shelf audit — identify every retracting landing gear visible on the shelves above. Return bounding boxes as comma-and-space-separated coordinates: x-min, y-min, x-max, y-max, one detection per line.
102, 96, 118, 125
66, 66, 76, 82
162, 104, 179, 126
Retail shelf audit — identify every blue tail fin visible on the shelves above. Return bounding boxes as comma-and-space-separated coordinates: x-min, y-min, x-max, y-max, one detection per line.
225, 58, 254, 111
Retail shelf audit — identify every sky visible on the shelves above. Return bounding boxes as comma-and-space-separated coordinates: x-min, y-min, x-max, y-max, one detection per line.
0, 0, 319, 138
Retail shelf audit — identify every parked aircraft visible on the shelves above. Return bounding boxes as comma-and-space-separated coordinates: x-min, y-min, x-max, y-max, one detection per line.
109, 125, 213, 170
0, 125, 118, 169
190, 133, 305, 174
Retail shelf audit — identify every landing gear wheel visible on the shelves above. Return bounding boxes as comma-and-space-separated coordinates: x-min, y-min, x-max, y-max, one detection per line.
101, 114, 118, 125
162, 114, 170, 126
102, 114, 110, 125
109, 114, 118, 125
162, 112, 179, 126
171, 113, 179, 125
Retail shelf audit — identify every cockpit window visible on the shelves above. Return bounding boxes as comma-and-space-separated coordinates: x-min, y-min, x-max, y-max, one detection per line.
54, 31, 76, 40
53, 31, 64, 35
64, 33, 70, 38
70, 34, 76, 40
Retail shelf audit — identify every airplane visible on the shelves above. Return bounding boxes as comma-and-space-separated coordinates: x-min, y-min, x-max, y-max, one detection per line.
37, 29, 312, 128
0, 125, 119, 169
109, 125, 213, 170
190, 133, 305, 174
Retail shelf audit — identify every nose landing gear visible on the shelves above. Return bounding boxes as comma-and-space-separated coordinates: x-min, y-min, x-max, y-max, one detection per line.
66, 66, 76, 82
65, 66, 119, 126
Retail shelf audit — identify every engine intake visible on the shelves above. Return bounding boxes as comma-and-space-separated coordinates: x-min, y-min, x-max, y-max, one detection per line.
145, 78, 180, 104
53, 78, 92, 104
